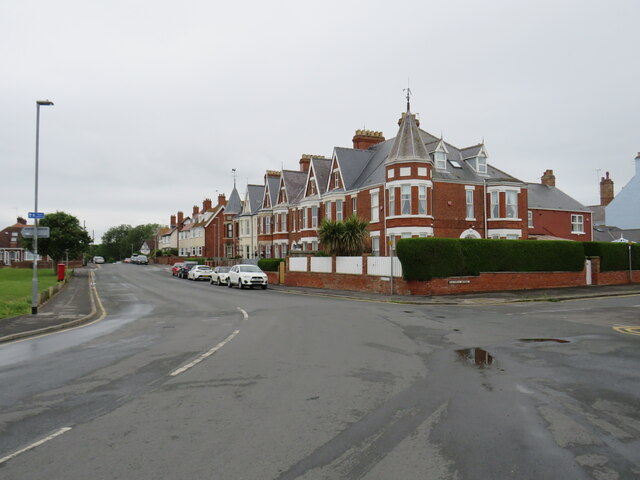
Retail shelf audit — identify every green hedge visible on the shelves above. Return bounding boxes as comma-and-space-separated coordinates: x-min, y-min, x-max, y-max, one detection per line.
583, 242, 640, 271
396, 238, 586, 281
258, 258, 283, 271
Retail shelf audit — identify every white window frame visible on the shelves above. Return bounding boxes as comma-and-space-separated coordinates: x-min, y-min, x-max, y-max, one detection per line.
419, 185, 427, 215
490, 191, 499, 219
465, 188, 474, 219
325, 201, 332, 221
477, 155, 487, 174
400, 167, 411, 177
334, 171, 339, 189
336, 199, 343, 221
401, 184, 411, 215
312, 206, 318, 228
266, 216, 271, 234
528, 211, 533, 228
371, 191, 380, 222
352, 197, 357, 215
434, 150, 446, 170
571, 214, 584, 234
371, 236, 380, 256
506, 191, 518, 219
389, 187, 395, 216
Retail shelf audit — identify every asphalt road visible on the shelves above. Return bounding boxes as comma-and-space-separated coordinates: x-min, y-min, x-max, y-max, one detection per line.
1, 264, 639, 479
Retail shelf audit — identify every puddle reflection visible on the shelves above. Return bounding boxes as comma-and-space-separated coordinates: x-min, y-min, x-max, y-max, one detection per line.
456, 348, 494, 367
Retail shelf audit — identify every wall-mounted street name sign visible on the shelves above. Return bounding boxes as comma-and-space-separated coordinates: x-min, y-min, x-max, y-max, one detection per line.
448, 279, 470, 284
21, 227, 50, 238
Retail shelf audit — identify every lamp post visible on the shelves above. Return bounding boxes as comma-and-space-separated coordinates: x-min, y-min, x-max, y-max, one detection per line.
32, 100, 54, 315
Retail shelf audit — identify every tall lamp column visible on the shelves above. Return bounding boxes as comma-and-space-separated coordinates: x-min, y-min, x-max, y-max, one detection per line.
32, 99, 54, 315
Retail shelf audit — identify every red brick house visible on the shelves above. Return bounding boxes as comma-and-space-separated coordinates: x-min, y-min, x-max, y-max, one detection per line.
527, 169, 593, 241
0, 217, 30, 265
249, 103, 530, 256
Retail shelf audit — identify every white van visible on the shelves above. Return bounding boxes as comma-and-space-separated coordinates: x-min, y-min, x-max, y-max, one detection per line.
93, 256, 105, 264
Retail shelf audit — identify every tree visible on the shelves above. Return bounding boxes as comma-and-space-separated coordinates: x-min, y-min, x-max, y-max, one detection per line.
318, 215, 369, 256
21, 211, 91, 271
100, 223, 160, 260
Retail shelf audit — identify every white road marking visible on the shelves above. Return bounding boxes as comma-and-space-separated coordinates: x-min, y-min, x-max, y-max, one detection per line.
238, 307, 249, 320
0, 427, 72, 465
170, 330, 240, 377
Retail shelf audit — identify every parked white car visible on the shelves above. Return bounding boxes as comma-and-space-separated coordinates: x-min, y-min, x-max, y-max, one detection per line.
227, 264, 268, 289
210, 266, 231, 286
188, 265, 213, 281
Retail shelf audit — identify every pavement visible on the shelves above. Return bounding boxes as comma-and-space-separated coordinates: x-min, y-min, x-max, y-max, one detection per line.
1, 265, 639, 344
0, 267, 102, 344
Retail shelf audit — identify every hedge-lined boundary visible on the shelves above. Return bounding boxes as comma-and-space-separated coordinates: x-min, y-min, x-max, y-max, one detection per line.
396, 238, 587, 281
258, 258, 284, 272
583, 242, 640, 271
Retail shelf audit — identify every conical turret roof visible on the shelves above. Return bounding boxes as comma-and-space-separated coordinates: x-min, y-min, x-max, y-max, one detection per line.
386, 109, 429, 164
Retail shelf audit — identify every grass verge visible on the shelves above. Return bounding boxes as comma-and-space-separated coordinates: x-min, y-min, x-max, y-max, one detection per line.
0, 268, 60, 319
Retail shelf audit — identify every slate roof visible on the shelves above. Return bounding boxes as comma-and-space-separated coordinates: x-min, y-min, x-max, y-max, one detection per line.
526, 184, 591, 212
281, 170, 307, 204
266, 175, 280, 208
587, 205, 606, 225
225, 185, 242, 215
386, 111, 429, 163
240, 184, 264, 216
310, 158, 332, 195
333, 148, 373, 190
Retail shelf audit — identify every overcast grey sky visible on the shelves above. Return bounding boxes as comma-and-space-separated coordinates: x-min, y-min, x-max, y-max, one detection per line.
2, 0, 639, 242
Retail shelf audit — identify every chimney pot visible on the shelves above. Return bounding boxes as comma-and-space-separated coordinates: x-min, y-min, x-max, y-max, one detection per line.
352, 130, 385, 150
541, 169, 556, 187
600, 171, 614, 206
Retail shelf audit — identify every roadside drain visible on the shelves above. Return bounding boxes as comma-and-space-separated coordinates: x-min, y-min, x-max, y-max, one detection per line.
519, 338, 570, 343
455, 347, 494, 367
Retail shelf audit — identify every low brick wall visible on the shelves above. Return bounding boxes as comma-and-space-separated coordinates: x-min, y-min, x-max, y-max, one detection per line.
266, 271, 279, 285
279, 255, 638, 296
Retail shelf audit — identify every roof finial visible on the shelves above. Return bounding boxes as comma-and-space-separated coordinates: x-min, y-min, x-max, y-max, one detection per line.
403, 78, 411, 112
232, 168, 237, 188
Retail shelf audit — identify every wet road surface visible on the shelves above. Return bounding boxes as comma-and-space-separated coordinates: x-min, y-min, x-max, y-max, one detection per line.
1, 264, 639, 479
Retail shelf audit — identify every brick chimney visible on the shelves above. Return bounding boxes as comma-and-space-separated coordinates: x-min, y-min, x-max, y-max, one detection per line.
217, 194, 227, 206
541, 169, 556, 187
177, 211, 184, 225
299, 155, 325, 173
192, 205, 199, 216
600, 172, 614, 206
202, 198, 212, 211
170, 215, 176, 227
17, 217, 27, 225
352, 130, 385, 150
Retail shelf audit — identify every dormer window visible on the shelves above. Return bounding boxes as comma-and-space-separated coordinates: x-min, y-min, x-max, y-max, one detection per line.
434, 150, 446, 170
477, 155, 487, 174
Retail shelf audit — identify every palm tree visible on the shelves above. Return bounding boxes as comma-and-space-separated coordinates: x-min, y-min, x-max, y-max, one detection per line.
318, 215, 369, 256
341, 215, 369, 255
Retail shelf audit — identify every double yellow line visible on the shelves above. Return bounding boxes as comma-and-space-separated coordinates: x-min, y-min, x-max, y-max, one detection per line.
613, 325, 640, 336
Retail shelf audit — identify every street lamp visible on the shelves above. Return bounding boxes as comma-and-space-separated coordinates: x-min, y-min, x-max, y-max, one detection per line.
32, 100, 54, 315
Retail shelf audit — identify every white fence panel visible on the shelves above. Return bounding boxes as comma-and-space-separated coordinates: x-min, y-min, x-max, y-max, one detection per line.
336, 256, 362, 275
289, 257, 308, 272
310, 257, 332, 273
367, 256, 403, 277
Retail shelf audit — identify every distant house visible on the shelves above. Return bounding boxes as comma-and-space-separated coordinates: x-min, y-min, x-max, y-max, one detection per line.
0, 217, 29, 265
527, 170, 593, 241
593, 225, 640, 243
236, 184, 265, 260
605, 152, 640, 229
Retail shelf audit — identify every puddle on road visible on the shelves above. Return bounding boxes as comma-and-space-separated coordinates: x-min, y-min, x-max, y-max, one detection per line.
519, 338, 570, 344
455, 347, 494, 368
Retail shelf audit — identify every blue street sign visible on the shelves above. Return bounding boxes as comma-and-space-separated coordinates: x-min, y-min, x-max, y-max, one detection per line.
28, 212, 45, 219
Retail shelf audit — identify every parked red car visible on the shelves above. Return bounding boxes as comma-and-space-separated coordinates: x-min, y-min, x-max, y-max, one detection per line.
171, 262, 185, 276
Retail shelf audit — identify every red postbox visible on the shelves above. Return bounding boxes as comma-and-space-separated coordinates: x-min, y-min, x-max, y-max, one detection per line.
57, 263, 66, 281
